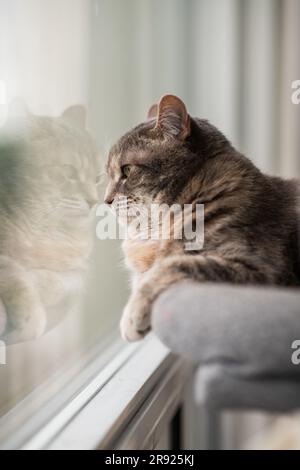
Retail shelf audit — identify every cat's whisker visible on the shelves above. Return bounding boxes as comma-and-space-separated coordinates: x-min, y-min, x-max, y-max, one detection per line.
61, 198, 84, 207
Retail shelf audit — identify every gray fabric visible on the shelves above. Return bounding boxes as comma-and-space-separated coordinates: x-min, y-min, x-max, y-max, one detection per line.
194, 365, 300, 411
152, 282, 300, 411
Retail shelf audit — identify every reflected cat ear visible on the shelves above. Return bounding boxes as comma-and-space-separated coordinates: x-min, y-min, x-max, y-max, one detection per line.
62, 105, 86, 129
156, 94, 191, 140
147, 103, 158, 120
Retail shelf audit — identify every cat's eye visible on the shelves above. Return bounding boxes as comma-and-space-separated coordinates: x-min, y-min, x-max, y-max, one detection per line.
121, 165, 131, 179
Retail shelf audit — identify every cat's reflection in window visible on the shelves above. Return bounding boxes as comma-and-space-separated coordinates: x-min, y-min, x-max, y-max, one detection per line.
0, 102, 100, 344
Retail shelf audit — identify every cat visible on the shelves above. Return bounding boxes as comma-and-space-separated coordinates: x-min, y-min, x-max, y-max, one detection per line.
105, 94, 300, 342
0, 103, 99, 343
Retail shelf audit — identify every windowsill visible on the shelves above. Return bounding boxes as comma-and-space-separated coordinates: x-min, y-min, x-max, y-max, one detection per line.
4, 335, 190, 450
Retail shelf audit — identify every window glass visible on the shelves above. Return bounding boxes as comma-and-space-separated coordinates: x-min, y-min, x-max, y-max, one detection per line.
0, 0, 131, 438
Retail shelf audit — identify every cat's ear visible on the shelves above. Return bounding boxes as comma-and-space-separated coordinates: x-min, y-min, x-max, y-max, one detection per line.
147, 103, 158, 120
156, 94, 191, 140
62, 105, 86, 129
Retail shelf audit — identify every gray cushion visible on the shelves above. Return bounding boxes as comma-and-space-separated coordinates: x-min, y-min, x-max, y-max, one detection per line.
152, 282, 300, 411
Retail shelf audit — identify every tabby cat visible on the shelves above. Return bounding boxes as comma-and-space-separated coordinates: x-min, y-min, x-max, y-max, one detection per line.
105, 94, 300, 342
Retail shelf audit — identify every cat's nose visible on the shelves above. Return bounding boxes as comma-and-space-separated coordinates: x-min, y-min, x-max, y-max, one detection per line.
87, 198, 98, 208
85, 188, 99, 208
104, 186, 116, 205
104, 195, 114, 205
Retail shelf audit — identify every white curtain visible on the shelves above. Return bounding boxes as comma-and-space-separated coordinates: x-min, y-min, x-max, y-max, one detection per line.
279, 0, 300, 177
89, 0, 299, 177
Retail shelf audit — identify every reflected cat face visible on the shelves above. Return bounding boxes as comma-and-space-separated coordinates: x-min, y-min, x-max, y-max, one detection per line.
1, 103, 100, 219
28, 106, 100, 215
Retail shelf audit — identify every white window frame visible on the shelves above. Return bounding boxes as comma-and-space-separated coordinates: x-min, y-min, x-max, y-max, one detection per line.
1, 335, 191, 450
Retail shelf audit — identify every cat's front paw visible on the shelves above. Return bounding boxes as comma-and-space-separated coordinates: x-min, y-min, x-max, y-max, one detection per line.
120, 295, 152, 342
4, 306, 47, 345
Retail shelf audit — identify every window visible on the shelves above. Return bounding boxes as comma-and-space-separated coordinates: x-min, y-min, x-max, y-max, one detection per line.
0, 0, 130, 445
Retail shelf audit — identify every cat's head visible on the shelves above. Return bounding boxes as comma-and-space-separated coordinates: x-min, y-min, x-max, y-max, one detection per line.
1, 102, 100, 217
105, 94, 231, 222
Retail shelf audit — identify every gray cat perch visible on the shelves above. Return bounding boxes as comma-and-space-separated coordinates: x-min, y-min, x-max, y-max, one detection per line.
152, 282, 300, 412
